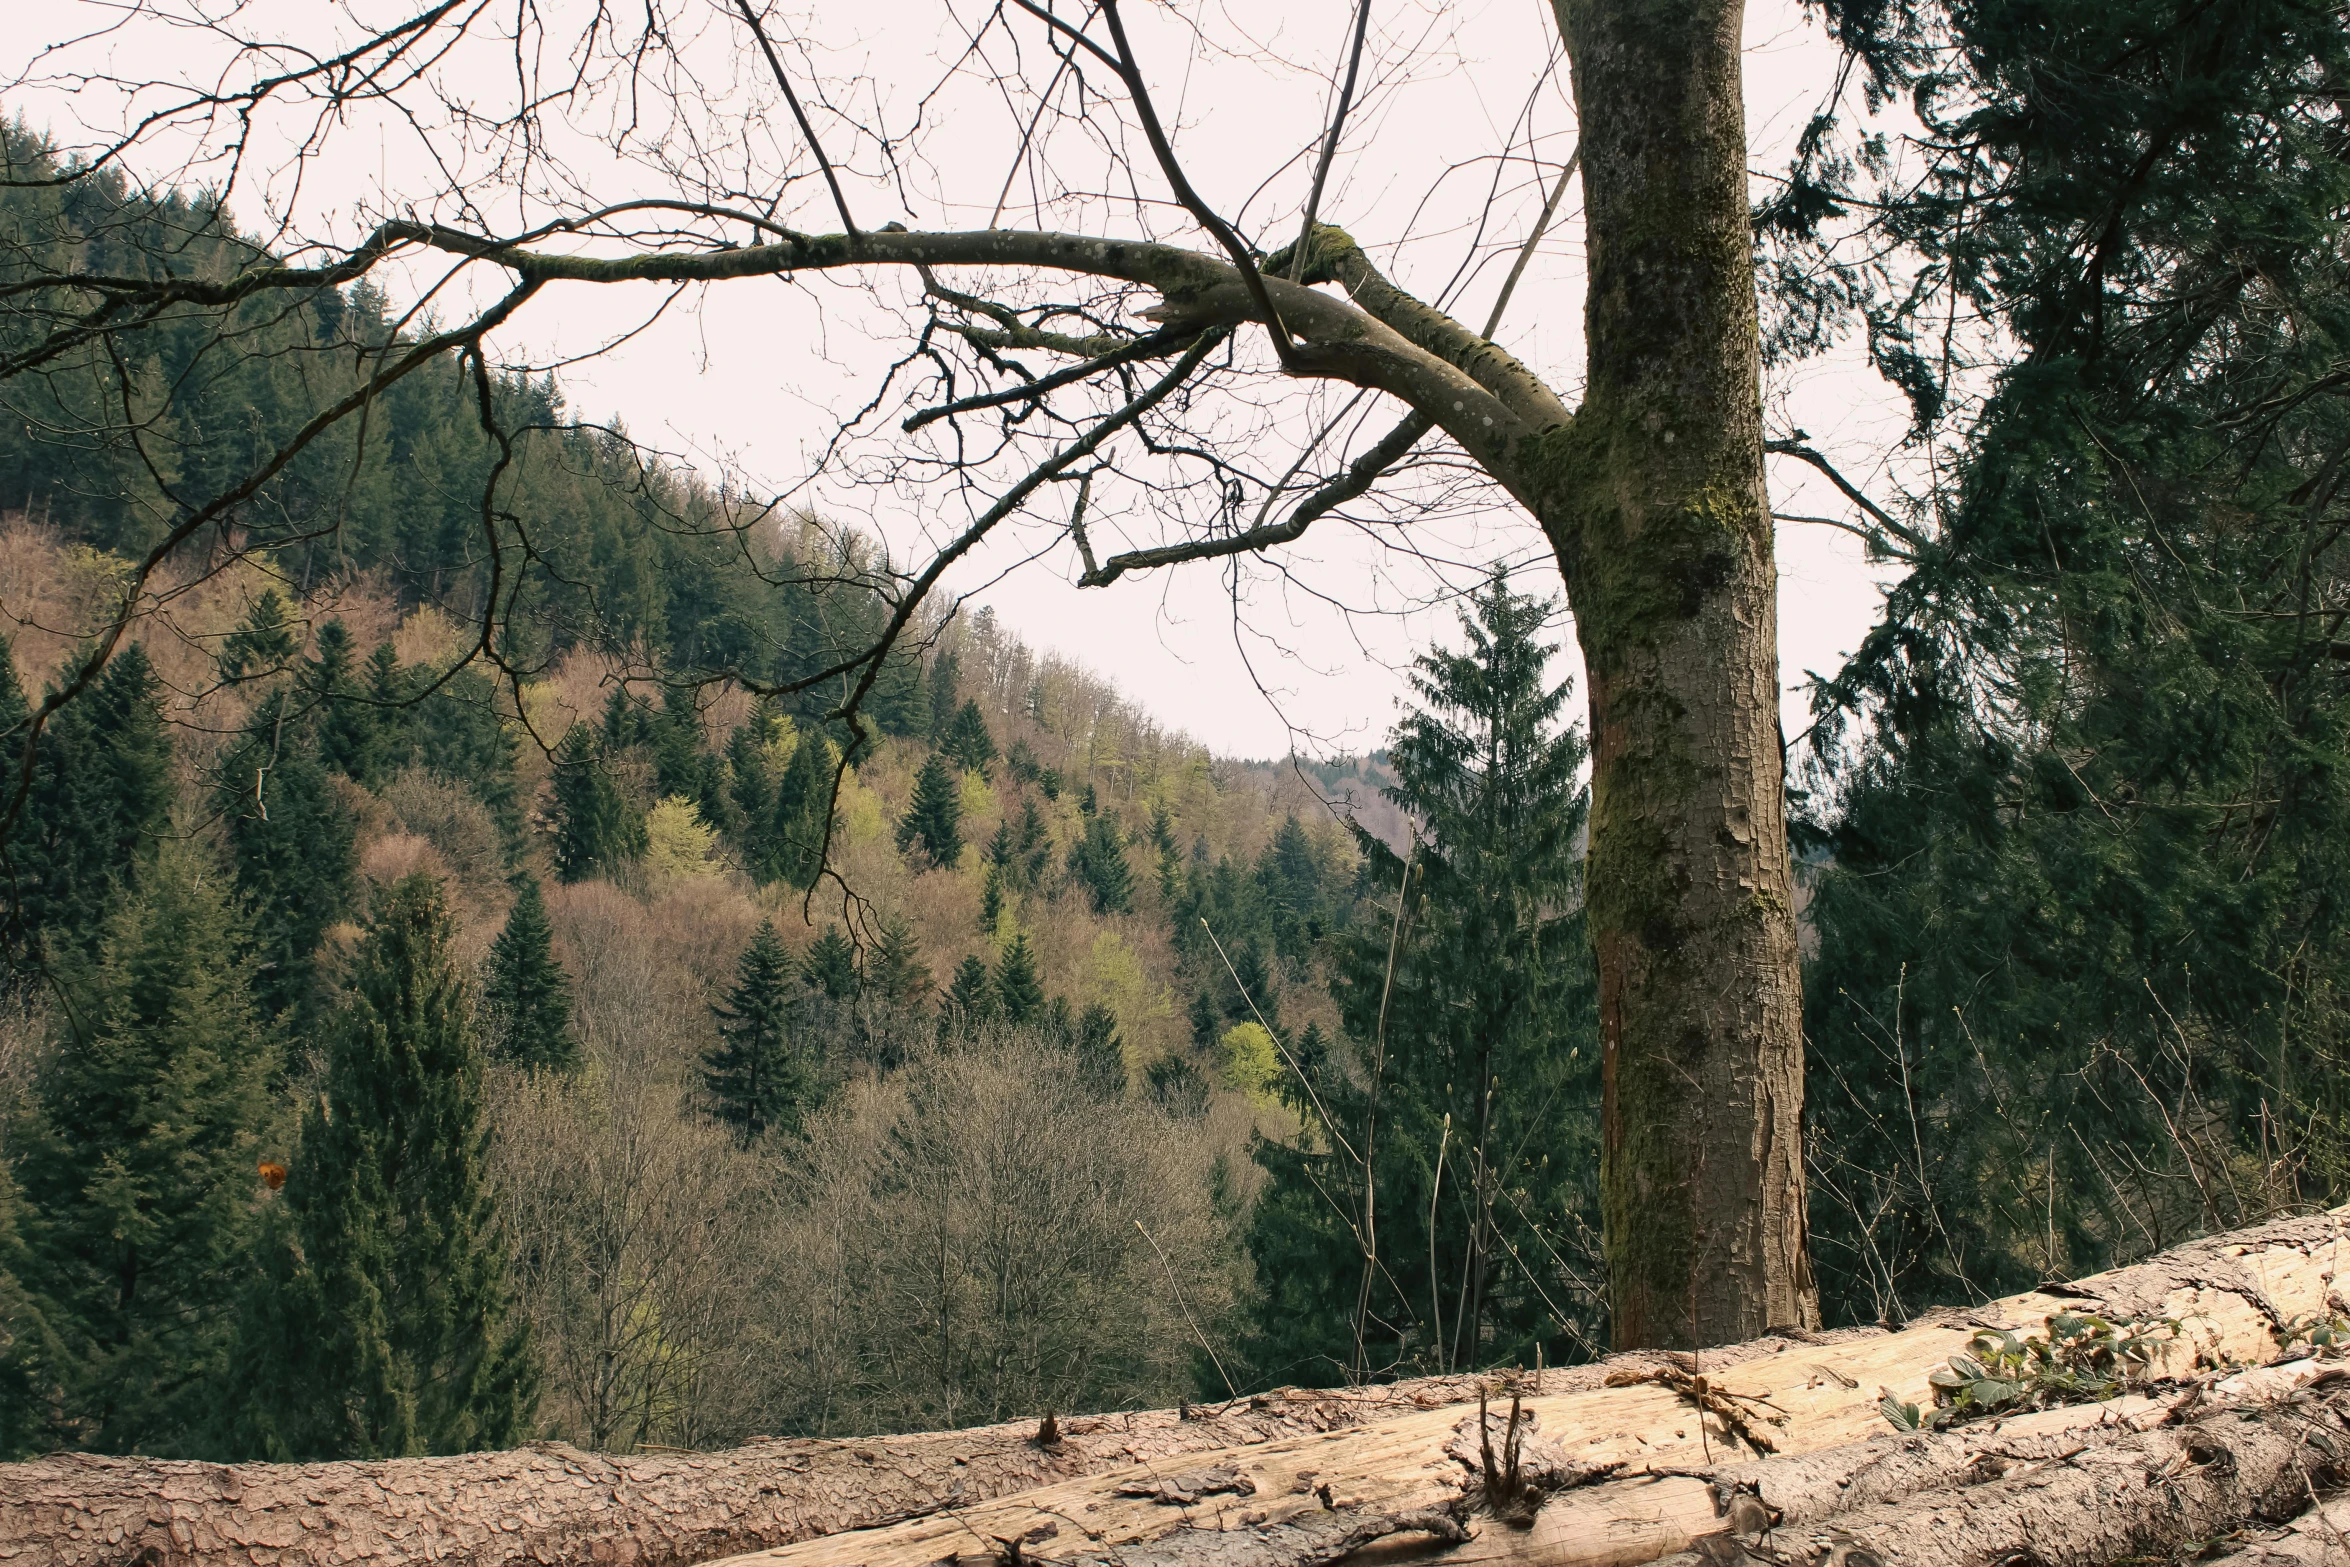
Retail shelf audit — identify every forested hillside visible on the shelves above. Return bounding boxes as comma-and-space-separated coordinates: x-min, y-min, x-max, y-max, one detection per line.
0, 137, 1618, 1451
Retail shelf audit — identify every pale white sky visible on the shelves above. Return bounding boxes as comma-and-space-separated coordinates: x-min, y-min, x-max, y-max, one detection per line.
11, 0, 1910, 760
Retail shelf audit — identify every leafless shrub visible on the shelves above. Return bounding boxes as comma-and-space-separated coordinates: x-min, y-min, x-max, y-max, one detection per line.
768, 1027, 1247, 1435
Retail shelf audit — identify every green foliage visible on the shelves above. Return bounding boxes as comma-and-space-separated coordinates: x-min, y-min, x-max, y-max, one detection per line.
869, 913, 933, 1009
896, 753, 963, 869
1243, 571, 1601, 1384
1881, 1315, 2177, 1432
0, 642, 175, 970
941, 699, 997, 775
761, 724, 834, 890
218, 590, 299, 684
805, 924, 858, 1002
550, 723, 647, 883
703, 921, 812, 1142
994, 934, 1045, 1027
941, 954, 996, 1038
1067, 810, 1135, 915
482, 879, 575, 1071
1073, 1003, 1125, 1099
4, 844, 278, 1456
1793, 0, 2350, 1322
230, 875, 532, 1458
218, 692, 358, 1020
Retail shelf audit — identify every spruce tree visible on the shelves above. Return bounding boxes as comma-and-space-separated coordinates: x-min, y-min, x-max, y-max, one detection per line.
11, 843, 278, 1454
725, 708, 777, 832
763, 725, 833, 890
1074, 1003, 1125, 1099
994, 933, 1045, 1026
219, 692, 358, 1020
804, 923, 857, 1001
1244, 569, 1600, 1382
941, 699, 996, 775
218, 588, 299, 684
482, 877, 575, 1070
550, 722, 647, 883
308, 620, 379, 782
703, 921, 810, 1141
924, 650, 961, 739
231, 874, 532, 1458
1, 642, 174, 969
940, 954, 996, 1038
1068, 811, 1135, 914
868, 912, 932, 1008
896, 752, 963, 868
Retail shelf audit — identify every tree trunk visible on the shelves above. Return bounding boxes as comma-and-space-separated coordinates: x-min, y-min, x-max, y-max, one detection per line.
1535, 0, 1814, 1348
7, 1207, 2343, 1567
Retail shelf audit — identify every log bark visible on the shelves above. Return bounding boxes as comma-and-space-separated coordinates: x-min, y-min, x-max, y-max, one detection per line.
5, 1206, 2347, 1567
1654, 1376, 2350, 1567
2207, 1495, 2350, 1566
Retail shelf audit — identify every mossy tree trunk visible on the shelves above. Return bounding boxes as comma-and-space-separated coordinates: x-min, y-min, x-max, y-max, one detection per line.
1537, 0, 1818, 1347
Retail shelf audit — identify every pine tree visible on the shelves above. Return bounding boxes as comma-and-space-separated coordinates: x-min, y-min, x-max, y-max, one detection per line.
994, 933, 1045, 1026
218, 588, 299, 684
868, 912, 933, 1009
896, 752, 963, 868
725, 708, 777, 832
924, 650, 961, 739
232, 874, 532, 1458
940, 954, 996, 1038
10, 843, 278, 1454
1068, 810, 1135, 914
219, 692, 357, 1020
1244, 569, 1600, 1382
308, 620, 378, 782
804, 924, 858, 1001
549, 722, 647, 883
763, 724, 833, 889
652, 685, 729, 829
1074, 1003, 1125, 1099
703, 921, 810, 1142
941, 699, 996, 775
1, 642, 175, 969
482, 877, 575, 1070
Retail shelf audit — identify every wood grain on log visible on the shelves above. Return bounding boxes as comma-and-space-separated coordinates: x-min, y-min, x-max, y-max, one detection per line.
714, 1207, 2350, 1567
5, 1207, 2347, 1567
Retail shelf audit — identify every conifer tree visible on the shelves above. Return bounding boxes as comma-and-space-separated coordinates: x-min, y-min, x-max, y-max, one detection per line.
1068, 811, 1135, 915
868, 912, 933, 1009
941, 699, 996, 775
1244, 570, 1600, 1382
725, 708, 777, 831
549, 722, 647, 883
924, 650, 961, 739
763, 725, 833, 889
804, 924, 857, 1001
1, 642, 175, 969
9, 843, 278, 1455
481, 877, 575, 1070
1074, 1003, 1125, 1099
219, 693, 358, 1020
896, 753, 963, 868
994, 933, 1045, 1026
230, 875, 531, 1458
307, 620, 378, 782
218, 589, 299, 684
652, 685, 730, 829
940, 954, 996, 1038
703, 921, 810, 1141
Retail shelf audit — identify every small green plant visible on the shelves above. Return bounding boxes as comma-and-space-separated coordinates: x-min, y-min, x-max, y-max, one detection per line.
1882, 1313, 2178, 1432
2273, 1312, 2350, 1356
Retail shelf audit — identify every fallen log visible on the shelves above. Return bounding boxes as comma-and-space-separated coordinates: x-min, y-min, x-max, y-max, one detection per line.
712, 1204, 2350, 1567
2207, 1494, 2350, 1566
1653, 1375, 2350, 1567
4, 1205, 2347, 1567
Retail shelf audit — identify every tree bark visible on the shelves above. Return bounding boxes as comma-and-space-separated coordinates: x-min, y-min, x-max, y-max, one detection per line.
3, 1206, 2344, 1567
1536, 0, 1814, 1348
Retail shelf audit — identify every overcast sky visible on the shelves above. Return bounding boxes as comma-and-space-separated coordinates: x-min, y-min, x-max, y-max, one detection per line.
13, 0, 1912, 760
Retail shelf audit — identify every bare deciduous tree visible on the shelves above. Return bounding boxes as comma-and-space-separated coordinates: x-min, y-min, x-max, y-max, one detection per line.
1, 0, 1814, 1344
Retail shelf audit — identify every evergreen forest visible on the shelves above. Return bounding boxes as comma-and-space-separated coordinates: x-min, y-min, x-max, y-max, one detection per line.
0, 0, 2347, 1490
